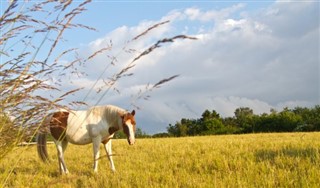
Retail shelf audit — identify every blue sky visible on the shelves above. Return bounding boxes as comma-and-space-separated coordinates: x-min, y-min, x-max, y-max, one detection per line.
63, 1, 273, 46
1, 1, 319, 133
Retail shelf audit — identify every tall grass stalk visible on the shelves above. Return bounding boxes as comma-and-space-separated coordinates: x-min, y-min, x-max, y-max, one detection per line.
1, 0, 196, 184
1, 0, 92, 161
1, 0, 95, 183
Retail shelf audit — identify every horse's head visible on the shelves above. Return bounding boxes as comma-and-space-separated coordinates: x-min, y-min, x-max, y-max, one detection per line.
120, 110, 136, 145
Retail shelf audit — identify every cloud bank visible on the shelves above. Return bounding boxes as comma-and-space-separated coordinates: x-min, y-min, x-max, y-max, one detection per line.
62, 2, 319, 133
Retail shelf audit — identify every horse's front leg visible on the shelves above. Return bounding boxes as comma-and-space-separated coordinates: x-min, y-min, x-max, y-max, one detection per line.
103, 139, 116, 172
92, 137, 101, 173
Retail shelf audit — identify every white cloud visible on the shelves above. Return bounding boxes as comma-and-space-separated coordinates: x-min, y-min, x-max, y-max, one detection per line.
224, 19, 246, 27
59, 2, 319, 133
183, 3, 245, 22
184, 8, 200, 20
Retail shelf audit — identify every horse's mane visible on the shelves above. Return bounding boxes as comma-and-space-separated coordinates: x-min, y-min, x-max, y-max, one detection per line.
89, 105, 126, 127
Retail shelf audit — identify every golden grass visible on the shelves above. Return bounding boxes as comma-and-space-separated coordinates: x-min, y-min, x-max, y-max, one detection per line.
1, 132, 319, 187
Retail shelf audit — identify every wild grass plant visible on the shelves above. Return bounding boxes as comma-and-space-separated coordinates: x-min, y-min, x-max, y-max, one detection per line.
1, 0, 94, 161
1, 0, 195, 184
0, 132, 319, 187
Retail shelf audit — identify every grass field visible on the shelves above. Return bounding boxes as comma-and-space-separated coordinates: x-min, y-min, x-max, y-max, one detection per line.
0, 132, 319, 187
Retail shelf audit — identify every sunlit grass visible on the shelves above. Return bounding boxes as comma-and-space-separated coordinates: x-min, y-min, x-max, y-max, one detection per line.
1, 132, 319, 187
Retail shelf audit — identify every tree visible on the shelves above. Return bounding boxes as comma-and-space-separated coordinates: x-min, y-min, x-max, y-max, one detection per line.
201, 118, 225, 135
167, 123, 179, 137
234, 107, 254, 133
167, 106, 320, 137
152, 132, 170, 138
176, 122, 188, 137
311, 105, 320, 130
278, 108, 303, 132
293, 106, 320, 131
201, 110, 220, 120
135, 128, 150, 138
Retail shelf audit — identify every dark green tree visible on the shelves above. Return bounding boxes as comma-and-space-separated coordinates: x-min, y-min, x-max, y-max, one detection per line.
234, 107, 254, 133
167, 105, 320, 137
135, 127, 150, 138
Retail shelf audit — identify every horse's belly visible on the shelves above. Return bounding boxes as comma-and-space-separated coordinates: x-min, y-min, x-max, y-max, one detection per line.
66, 112, 92, 145
66, 126, 91, 145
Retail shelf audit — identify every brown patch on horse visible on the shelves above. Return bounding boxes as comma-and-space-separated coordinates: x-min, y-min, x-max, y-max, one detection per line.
108, 127, 119, 135
50, 111, 69, 141
101, 126, 120, 144
102, 138, 111, 144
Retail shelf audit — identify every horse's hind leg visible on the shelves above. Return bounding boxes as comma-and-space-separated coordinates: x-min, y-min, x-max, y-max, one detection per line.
103, 139, 115, 172
56, 140, 69, 174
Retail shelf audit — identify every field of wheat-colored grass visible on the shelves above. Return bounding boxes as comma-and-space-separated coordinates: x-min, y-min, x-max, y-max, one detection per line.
0, 132, 319, 187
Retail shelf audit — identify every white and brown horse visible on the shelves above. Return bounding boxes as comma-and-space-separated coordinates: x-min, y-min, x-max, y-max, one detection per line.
36, 105, 136, 174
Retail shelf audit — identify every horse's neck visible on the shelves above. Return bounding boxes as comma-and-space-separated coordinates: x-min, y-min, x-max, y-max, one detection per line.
90, 105, 125, 130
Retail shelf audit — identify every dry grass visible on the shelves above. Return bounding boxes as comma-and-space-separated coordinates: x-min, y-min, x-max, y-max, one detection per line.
1, 1, 94, 158
0, 132, 319, 187
0, 1, 196, 183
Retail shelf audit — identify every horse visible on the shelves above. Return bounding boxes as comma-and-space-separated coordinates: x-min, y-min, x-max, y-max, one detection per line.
36, 105, 136, 174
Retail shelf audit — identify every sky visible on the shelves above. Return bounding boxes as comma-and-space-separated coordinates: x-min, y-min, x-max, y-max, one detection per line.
2, 1, 320, 134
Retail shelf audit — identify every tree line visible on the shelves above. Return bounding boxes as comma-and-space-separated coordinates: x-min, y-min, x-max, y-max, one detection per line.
165, 105, 320, 137
114, 105, 319, 138
26, 105, 319, 140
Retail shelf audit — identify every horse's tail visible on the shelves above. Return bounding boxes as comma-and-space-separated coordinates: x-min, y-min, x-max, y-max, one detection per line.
36, 133, 49, 163
36, 114, 52, 163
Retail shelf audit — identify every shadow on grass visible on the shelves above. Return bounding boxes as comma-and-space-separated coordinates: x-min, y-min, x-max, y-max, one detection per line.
255, 147, 319, 164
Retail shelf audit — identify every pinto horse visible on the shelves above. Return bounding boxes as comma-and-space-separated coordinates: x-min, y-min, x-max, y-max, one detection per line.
36, 105, 136, 174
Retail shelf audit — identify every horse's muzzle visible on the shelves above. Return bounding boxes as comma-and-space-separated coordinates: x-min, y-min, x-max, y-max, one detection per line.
128, 138, 135, 145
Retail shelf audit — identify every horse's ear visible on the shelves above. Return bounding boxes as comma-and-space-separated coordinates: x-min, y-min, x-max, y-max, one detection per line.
131, 110, 135, 116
